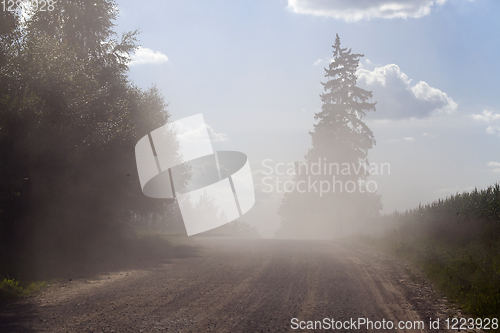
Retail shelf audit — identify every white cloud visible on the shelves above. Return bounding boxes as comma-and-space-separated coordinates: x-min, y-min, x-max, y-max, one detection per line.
313, 57, 333, 66
287, 0, 447, 21
359, 58, 375, 69
313, 59, 323, 66
177, 124, 210, 143
486, 125, 500, 136
487, 161, 500, 167
403, 137, 415, 141
471, 110, 500, 122
469, 111, 500, 135
411, 81, 456, 114
487, 162, 500, 173
357, 64, 457, 119
207, 125, 228, 142
130, 47, 169, 66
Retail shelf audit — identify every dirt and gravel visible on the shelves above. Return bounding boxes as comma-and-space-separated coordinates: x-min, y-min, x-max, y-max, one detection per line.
0, 238, 480, 332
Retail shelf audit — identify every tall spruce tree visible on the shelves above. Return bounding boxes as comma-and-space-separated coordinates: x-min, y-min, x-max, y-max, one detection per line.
277, 34, 381, 239
309, 34, 375, 166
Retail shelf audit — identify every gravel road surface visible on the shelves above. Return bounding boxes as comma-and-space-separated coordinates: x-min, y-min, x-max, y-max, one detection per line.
0, 239, 469, 332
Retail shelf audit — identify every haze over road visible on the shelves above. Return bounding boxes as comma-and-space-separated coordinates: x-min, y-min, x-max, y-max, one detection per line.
1, 239, 459, 332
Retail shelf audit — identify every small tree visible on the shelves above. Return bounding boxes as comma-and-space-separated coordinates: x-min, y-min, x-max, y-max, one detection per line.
277, 34, 381, 239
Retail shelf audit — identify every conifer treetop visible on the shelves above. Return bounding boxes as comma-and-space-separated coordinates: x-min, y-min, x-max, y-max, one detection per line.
308, 34, 376, 165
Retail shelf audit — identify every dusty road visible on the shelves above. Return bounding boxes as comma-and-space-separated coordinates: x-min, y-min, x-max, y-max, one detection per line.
1, 239, 464, 332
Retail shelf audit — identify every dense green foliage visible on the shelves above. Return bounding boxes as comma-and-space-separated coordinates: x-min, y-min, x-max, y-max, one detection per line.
383, 184, 500, 317
0, 1, 182, 279
276, 34, 381, 239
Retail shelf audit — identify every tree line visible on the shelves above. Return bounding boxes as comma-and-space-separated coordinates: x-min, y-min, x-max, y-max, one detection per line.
0, 1, 182, 279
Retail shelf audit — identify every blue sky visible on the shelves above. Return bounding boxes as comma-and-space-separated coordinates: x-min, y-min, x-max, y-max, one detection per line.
115, 0, 500, 236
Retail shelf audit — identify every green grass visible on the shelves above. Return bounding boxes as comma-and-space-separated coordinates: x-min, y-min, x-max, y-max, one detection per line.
0, 278, 48, 301
388, 238, 500, 317
370, 183, 500, 319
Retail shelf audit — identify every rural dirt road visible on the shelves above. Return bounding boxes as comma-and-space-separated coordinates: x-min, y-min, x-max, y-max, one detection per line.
0, 239, 469, 332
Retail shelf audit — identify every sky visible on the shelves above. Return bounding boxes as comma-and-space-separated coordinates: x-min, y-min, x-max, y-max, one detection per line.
115, 0, 500, 237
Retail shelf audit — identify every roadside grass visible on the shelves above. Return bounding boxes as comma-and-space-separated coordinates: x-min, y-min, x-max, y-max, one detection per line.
389, 238, 500, 318
0, 230, 185, 298
0, 278, 48, 301
366, 183, 500, 321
